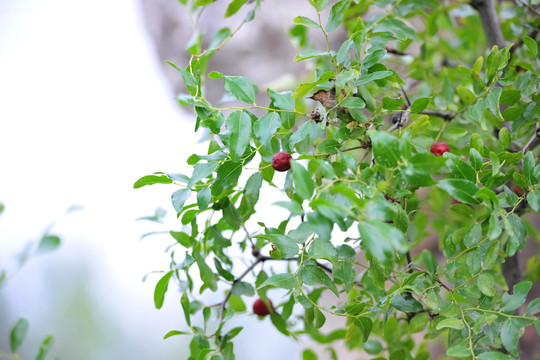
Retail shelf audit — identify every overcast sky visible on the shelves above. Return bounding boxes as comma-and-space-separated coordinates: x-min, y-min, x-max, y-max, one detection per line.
0, 0, 299, 359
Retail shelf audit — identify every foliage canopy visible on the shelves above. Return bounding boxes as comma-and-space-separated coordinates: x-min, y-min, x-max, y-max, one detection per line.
137, 0, 540, 359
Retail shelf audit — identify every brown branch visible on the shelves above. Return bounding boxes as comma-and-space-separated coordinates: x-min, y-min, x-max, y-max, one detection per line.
385, 46, 409, 56
433, 273, 453, 292
470, 0, 506, 48
421, 110, 455, 121
259, 255, 333, 274
218, 255, 264, 323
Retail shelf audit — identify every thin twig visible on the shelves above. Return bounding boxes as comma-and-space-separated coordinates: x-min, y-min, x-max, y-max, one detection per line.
218, 256, 264, 323
521, 123, 540, 154
421, 110, 455, 121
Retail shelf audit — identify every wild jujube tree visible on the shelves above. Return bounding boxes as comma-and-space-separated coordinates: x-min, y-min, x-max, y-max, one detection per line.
135, 0, 540, 359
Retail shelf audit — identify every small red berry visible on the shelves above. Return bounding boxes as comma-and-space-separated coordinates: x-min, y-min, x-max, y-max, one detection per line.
430, 141, 450, 156
253, 298, 273, 316
271, 152, 292, 172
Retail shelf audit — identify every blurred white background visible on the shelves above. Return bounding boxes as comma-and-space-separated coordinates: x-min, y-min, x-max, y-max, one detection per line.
0, 0, 299, 358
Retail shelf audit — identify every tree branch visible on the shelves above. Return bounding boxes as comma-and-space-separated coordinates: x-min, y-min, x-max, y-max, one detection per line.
218, 255, 264, 323
470, 0, 506, 48
421, 110, 455, 121
521, 123, 540, 155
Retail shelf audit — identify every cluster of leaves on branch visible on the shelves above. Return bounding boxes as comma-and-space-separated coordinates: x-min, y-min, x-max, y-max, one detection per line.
136, 0, 540, 359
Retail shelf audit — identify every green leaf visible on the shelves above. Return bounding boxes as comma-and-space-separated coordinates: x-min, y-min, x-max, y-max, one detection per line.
436, 179, 480, 205
292, 71, 334, 99
473, 56, 484, 74
525, 298, 540, 316
171, 189, 192, 213
194, 0, 215, 5
168, 62, 199, 96
436, 318, 465, 330
37, 235, 61, 254
294, 50, 329, 62
223, 76, 256, 104
353, 317, 373, 343
370, 131, 400, 168
193, 250, 218, 292
527, 190, 540, 212
164, 330, 190, 339
524, 152, 538, 187
259, 273, 298, 289
255, 234, 299, 258
290, 121, 318, 149
354, 71, 393, 86
500, 89, 521, 106
224, 0, 248, 17
501, 281, 531, 312
308, 237, 338, 263
35, 335, 54, 360
299, 264, 339, 296
291, 161, 315, 200
390, 293, 423, 312
312, 0, 330, 11
154, 270, 174, 309
316, 139, 341, 154
446, 157, 477, 183
254, 112, 280, 149
382, 97, 403, 110
358, 219, 406, 263
134, 175, 172, 188
477, 352, 514, 360
188, 162, 219, 189
446, 344, 471, 357
208, 28, 230, 50
336, 40, 353, 67
373, 18, 419, 41
410, 97, 430, 113
457, 86, 475, 104
231, 281, 255, 296
499, 127, 511, 149
469, 148, 483, 170
523, 35, 538, 57
302, 349, 318, 360
293, 16, 319, 28
181, 292, 191, 326
340, 96, 365, 109
226, 111, 252, 162
504, 214, 527, 256
402, 152, 445, 186
501, 318, 523, 356
325, 0, 350, 32
477, 272, 496, 296
464, 224, 482, 247
197, 187, 212, 210
10, 318, 29, 352
212, 161, 242, 196
170, 231, 192, 247
240, 172, 262, 218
